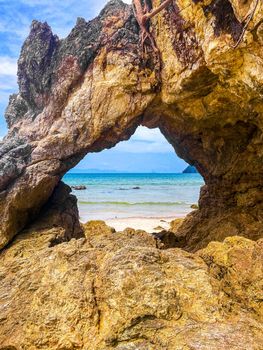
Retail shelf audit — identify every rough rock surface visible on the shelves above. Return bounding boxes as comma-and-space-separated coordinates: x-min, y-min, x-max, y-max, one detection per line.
0, 0, 263, 251
1, 1, 263, 347
0, 219, 262, 349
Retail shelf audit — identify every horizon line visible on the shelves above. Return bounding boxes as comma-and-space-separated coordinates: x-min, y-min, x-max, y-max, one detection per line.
65, 171, 198, 174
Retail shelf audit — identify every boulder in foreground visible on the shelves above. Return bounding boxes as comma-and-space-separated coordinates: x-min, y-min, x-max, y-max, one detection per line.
0, 218, 262, 349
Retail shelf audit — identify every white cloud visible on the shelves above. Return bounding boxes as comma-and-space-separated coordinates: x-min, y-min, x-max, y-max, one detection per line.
0, 58, 18, 108
0, 58, 18, 128
0, 57, 17, 76
0, 57, 18, 134
114, 126, 174, 153
132, 126, 166, 143
0, 75, 18, 92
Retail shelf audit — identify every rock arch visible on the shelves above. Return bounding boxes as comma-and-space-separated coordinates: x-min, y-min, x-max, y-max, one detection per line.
0, 0, 263, 250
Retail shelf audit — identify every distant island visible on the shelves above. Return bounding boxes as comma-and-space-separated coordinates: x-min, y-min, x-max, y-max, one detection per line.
183, 165, 198, 173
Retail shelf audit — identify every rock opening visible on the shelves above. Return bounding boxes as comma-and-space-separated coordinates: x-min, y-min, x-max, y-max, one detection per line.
0, 0, 262, 251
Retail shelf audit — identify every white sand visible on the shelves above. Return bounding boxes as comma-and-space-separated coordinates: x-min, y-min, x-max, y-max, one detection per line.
105, 217, 174, 233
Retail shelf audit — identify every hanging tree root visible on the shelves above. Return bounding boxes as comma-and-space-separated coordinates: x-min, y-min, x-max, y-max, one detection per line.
232, 0, 259, 48
132, 0, 172, 54
133, 0, 259, 57
132, 0, 192, 75
132, 0, 172, 73
133, 0, 259, 52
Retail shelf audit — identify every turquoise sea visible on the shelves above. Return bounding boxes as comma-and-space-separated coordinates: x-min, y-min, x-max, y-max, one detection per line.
63, 173, 204, 222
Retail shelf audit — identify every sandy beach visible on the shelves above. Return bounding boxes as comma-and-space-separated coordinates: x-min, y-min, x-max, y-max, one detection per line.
65, 173, 200, 233
105, 216, 177, 233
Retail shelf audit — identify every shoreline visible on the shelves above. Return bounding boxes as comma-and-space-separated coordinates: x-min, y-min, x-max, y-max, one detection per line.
105, 216, 181, 233
80, 213, 187, 233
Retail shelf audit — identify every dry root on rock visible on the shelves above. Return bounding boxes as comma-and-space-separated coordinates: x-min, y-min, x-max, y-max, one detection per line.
233, 0, 260, 48
132, 0, 192, 73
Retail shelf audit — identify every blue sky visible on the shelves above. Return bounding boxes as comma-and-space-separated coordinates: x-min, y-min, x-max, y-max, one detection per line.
0, 0, 187, 172
75, 126, 188, 172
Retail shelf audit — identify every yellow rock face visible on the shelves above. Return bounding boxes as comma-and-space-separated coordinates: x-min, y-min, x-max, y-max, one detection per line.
0, 220, 262, 349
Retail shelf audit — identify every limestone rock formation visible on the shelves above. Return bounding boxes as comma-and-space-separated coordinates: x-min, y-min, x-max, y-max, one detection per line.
1, 1, 263, 347
0, 219, 262, 349
0, 0, 263, 252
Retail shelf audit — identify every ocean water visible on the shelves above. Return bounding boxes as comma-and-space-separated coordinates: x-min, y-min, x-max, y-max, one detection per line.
63, 173, 204, 222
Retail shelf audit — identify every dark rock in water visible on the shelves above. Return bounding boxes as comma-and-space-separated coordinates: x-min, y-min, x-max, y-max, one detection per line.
183, 165, 198, 173
191, 204, 199, 209
71, 185, 87, 190
132, 186, 140, 189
